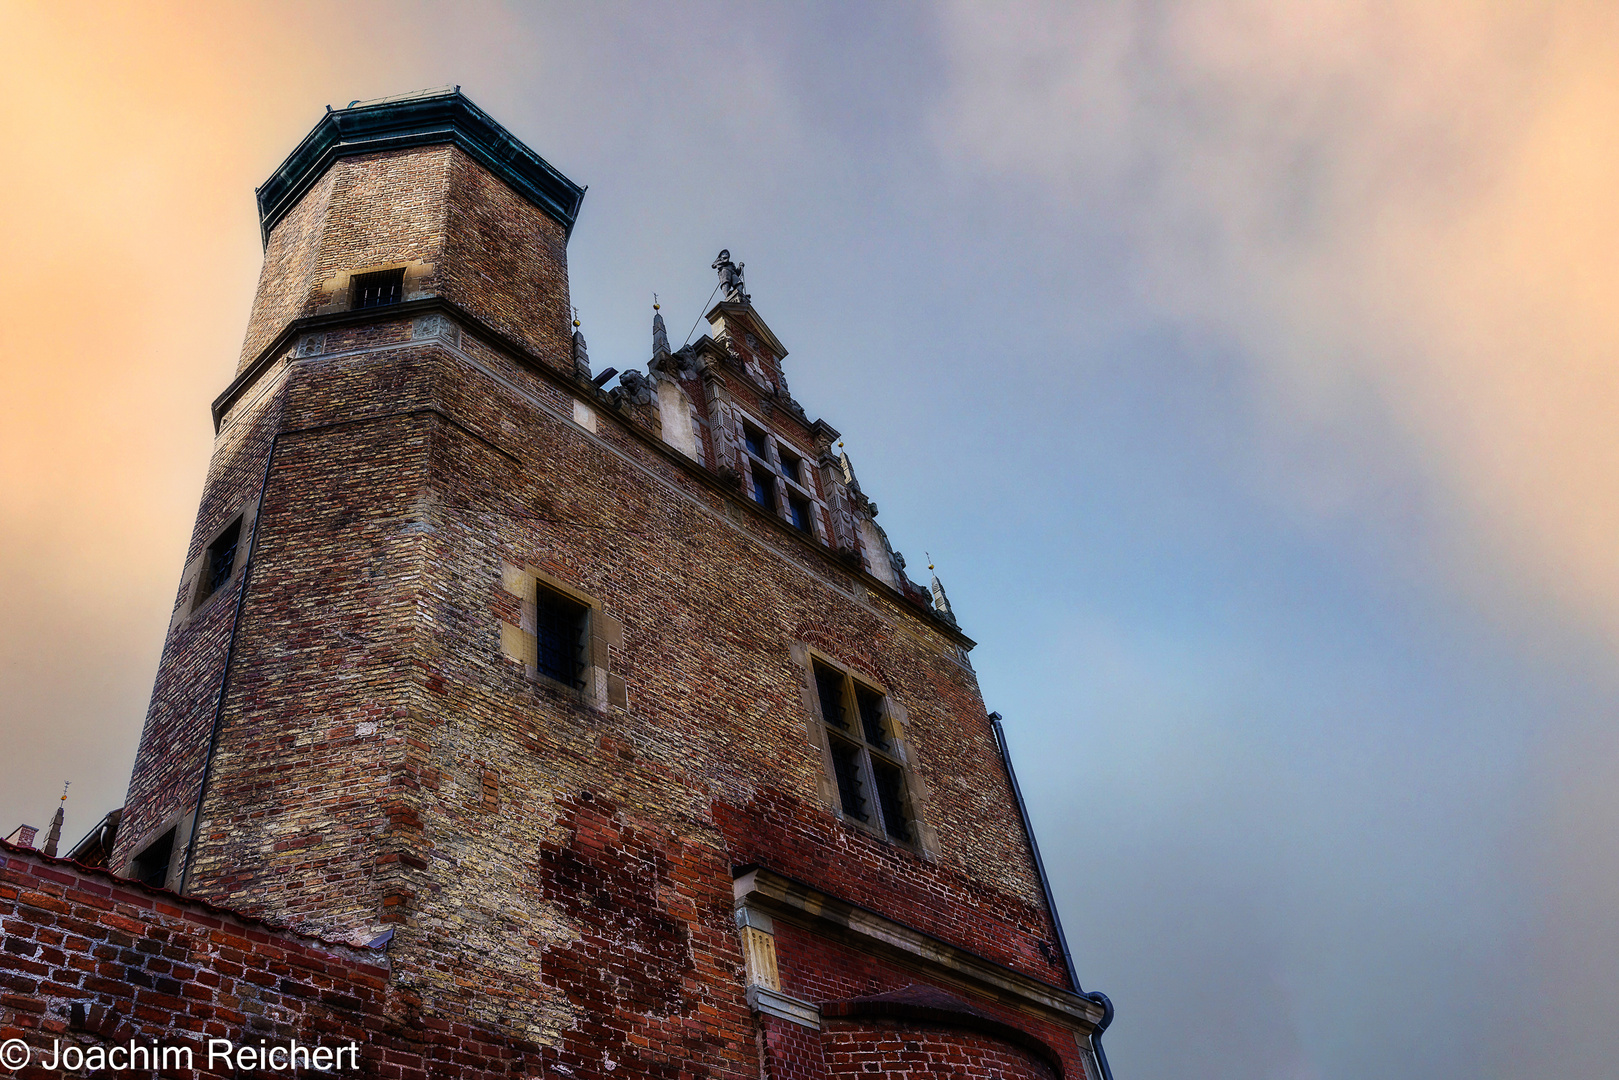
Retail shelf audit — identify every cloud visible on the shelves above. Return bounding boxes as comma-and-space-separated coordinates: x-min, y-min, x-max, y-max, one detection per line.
932, 3, 1619, 1073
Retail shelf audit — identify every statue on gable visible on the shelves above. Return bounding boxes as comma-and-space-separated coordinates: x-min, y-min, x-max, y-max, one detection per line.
712, 249, 749, 304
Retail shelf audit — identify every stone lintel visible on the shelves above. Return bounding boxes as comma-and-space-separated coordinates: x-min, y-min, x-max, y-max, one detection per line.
746, 985, 822, 1030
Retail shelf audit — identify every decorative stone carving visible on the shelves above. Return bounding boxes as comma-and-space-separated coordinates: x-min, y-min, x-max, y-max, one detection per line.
612, 369, 653, 407
411, 314, 458, 346
712, 249, 749, 304
295, 333, 326, 357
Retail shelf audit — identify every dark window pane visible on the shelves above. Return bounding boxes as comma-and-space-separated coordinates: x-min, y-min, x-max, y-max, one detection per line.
535, 586, 589, 688
871, 758, 911, 842
752, 470, 776, 508
814, 663, 849, 731
743, 425, 767, 459
779, 453, 800, 484
854, 684, 887, 747
829, 735, 870, 822
789, 496, 812, 533
205, 518, 242, 597
131, 827, 176, 889
353, 268, 405, 309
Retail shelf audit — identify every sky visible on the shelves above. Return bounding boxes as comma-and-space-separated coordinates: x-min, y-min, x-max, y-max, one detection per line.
3, 2, 1618, 1076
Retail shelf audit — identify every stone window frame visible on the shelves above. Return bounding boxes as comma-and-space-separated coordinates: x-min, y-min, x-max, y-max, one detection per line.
791, 643, 939, 860
500, 563, 626, 710
118, 810, 193, 892
733, 408, 829, 545
169, 497, 259, 632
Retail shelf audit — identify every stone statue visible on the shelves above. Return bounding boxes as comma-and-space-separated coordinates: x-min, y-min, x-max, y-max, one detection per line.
712, 249, 749, 304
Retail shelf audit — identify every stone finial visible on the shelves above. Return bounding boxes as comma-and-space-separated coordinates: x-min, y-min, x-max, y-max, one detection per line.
712, 249, 749, 304
927, 557, 957, 626
42, 787, 66, 858
572, 329, 591, 381
653, 302, 671, 360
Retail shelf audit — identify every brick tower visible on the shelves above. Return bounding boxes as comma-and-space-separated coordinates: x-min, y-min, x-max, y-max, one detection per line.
113, 89, 1114, 1079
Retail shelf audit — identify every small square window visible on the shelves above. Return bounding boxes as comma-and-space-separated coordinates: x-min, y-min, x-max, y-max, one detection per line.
197, 517, 242, 606
353, 268, 405, 309
778, 450, 801, 485
743, 424, 768, 460
535, 584, 589, 689
131, 826, 176, 889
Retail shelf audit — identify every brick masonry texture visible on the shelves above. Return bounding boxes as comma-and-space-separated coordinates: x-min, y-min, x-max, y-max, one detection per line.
0, 842, 554, 1080
108, 94, 1102, 1079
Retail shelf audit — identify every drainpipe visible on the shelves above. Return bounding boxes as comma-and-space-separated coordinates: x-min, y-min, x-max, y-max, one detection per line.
990, 712, 1117, 1080
177, 433, 280, 897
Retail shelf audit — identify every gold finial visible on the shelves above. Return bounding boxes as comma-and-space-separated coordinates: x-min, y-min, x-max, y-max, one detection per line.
926, 552, 935, 572
60, 780, 70, 802
653, 293, 660, 311
572, 306, 581, 329
837, 440, 845, 450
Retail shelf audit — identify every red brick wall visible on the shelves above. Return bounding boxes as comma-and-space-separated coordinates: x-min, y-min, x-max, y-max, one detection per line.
769, 920, 1088, 1079
0, 843, 553, 1080
821, 1024, 1058, 1080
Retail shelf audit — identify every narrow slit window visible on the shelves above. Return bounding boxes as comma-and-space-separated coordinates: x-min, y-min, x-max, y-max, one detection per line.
353, 268, 405, 309
534, 584, 589, 689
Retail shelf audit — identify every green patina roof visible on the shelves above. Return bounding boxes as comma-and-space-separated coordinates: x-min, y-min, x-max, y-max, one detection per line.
255, 87, 585, 245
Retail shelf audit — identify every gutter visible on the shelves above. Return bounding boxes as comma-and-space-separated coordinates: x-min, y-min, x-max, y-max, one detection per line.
990, 712, 1118, 1080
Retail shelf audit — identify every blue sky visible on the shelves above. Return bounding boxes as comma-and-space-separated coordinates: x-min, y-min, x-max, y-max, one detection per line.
5, 4, 1619, 1076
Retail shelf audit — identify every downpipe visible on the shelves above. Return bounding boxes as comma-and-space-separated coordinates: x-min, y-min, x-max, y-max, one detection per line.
990, 712, 1118, 1080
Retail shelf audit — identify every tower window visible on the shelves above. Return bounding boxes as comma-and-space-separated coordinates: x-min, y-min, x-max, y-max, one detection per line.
130, 826, 177, 890
788, 494, 813, 533
352, 268, 405, 309
197, 517, 242, 606
742, 424, 768, 460
752, 466, 777, 510
534, 583, 589, 689
812, 659, 916, 844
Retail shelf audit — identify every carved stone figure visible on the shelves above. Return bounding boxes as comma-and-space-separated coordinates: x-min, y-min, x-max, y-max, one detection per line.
712, 249, 749, 304
613, 369, 653, 407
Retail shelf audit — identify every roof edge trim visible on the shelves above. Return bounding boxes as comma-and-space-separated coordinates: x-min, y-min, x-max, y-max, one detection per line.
255, 88, 585, 245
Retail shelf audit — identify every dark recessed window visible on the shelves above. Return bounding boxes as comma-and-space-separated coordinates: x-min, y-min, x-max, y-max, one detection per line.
131, 827, 176, 889
535, 584, 589, 689
778, 451, 801, 485
813, 660, 915, 843
789, 495, 813, 533
743, 424, 768, 460
200, 517, 242, 603
752, 467, 777, 509
353, 268, 405, 309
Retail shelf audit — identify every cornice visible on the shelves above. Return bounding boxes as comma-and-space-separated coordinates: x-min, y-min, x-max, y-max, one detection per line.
732, 865, 1102, 1032
255, 87, 585, 246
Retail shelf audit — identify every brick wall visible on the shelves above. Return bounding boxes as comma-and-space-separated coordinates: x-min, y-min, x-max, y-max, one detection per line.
0, 842, 554, 1079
